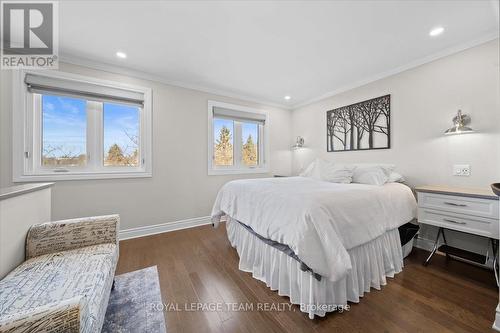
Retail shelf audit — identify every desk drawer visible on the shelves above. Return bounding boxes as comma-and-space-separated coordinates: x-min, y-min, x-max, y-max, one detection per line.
418, 208, 499, 239
417, 192, 499, 219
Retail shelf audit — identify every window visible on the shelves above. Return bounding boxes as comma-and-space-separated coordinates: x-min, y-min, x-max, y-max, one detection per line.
103, 102, 140, 167
213, 118, 234, 166
13, 70, 152, 181
208, 101, 268, 175
42, 95, 87, 167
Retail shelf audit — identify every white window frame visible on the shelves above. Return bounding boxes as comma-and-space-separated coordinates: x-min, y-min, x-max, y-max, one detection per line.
208, 100, 269, 175
12, 69, 153, 182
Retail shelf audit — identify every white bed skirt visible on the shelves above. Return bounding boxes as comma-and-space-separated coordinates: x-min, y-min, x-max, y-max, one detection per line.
226, 218, 403, 319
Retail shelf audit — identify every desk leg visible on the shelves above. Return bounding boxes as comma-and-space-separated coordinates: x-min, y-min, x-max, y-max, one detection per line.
424, 227, 443, 266
493, 304, 500, 331
492, 239, 499, 287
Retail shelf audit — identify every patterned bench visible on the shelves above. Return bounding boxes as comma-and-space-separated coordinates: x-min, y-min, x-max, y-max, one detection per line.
0, 215, 120, 333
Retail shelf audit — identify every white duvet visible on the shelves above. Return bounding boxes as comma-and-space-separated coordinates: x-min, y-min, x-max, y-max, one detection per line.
211, 176, 417, 282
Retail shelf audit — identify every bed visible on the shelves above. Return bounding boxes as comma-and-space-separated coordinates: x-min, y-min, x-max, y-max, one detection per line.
211, 176, 417, 318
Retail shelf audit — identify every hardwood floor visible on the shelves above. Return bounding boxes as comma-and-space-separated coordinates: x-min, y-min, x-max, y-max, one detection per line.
117, 224, 498, 333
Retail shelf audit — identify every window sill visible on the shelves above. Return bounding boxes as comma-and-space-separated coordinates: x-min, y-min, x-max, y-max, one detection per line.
208, 167, 269, 176
13, 171, 152, 182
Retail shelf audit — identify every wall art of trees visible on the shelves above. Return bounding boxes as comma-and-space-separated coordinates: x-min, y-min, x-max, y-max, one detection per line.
326, 94, 390, 152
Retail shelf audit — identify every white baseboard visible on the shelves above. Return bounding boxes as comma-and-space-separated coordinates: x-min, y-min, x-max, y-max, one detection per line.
119, 216, 212, 240
413, 236, 434, 252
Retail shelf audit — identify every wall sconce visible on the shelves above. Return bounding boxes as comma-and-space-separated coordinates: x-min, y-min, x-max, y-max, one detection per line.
291, 136, 305, 150
444, 110, 474, 135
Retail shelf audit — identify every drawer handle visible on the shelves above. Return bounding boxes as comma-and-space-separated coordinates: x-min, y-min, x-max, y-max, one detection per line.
442, 218, 466, 225
444, 202, 467, 207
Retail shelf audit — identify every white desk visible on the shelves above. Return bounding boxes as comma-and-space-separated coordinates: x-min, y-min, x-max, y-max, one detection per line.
415, 185, 500, 332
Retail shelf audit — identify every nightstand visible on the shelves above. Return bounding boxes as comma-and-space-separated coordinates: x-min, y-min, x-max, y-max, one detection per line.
415, 185, 499, 273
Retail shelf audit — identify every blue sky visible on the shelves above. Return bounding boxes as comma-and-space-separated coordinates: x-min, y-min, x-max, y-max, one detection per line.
242, 122, 258, 145
103, 103, 139, 155
42, 95, 139, 158
213, 118, 258, 145
42, 95, 87, 157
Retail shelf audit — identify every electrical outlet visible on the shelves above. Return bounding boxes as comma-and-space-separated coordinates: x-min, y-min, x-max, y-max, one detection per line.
453, 164, 470, 176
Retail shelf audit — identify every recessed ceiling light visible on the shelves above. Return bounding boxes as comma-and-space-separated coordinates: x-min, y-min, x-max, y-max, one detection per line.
284, 96, 291, 100
429, 26, 444, 37
116, 51, 127, 59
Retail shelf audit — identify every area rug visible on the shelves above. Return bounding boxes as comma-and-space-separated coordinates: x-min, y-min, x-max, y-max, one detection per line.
102, 266, 166, 333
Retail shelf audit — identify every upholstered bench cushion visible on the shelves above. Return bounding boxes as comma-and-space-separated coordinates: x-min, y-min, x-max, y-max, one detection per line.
0, 243, 118, 333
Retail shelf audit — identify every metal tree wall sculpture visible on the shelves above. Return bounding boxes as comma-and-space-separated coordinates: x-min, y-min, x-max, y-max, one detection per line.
326, 95, 390, 152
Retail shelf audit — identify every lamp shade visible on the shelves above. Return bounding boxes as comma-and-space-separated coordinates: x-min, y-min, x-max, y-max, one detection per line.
444, 110, 474, 135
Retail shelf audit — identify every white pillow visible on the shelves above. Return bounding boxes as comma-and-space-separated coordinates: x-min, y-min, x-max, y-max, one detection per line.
319, 161, 354, 183
350, 163, 394, 175
352, 166, 389, 186
348, 163, 405, 183
300, 159, 354, 183
388, 171, 405, 183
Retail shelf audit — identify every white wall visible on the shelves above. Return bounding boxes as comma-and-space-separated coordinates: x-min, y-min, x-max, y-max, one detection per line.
0, 40, 498, 252
291, 39, 500, 255
291, 39, 499, 187
0, 63, 292, 231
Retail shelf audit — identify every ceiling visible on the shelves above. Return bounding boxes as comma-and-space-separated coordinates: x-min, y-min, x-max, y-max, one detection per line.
59, 1, 499, 109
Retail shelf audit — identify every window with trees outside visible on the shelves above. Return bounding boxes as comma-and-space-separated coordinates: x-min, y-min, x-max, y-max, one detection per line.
208, 101, 268, 175
13, 71, 152, 181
